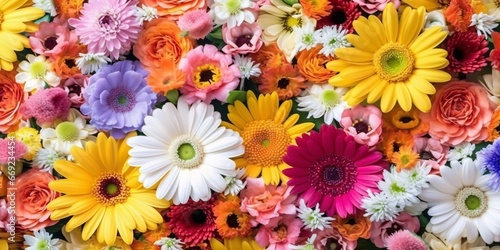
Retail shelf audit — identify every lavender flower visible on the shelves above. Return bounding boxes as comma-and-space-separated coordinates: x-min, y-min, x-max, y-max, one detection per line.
80, 60, 156, 139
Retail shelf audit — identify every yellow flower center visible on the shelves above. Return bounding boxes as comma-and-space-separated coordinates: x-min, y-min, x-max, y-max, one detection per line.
55, 122, 80, 142
241, 120, 291, 166
29, 61, 48, 79
93, 172, 130, 206
373, 42, 415, 82
392, 110, 420, 130
193, 64, 222, 89
321, 89, 340, 107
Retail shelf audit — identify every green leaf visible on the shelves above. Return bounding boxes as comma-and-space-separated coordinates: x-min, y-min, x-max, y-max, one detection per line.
166, 89, 179, 105
226, 90, 247, 104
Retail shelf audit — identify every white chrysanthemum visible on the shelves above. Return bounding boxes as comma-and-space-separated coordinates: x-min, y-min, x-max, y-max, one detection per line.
24, 228, 62, 250
361, 189, 401, 222
210, 0, 256, 28
233, 54, 261, 79
419, 158, 500, 244
296, 84, 350, 124
33, 0, 57, 16
289, 234, 317, 250
128, 97, 244, 204
292, 21, 320, 57
39, 109, 97, 157
154, 237, 184, 250
223, 168, 246, 196
447, 142, 475, 162
135, 4, 158, 24
399, 161, 432, 192
15, 54, 61, 92
296, 199, 334, 231
424, 10, 449, 34
32, 148, 64, 173
378, 167, 420, 207
75, 52, 112, 75
470, 12, 499, 39
316, 25, 350, 57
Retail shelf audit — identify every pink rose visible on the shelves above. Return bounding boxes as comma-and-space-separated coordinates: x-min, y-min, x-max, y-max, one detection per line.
353, 0, 401, 14
255, 215, 303, 250
240, 178, 296, 226
14, 169, 60, 230
222, 22, 263, 55
370, 212, 420, 248
340, 105, 383, 147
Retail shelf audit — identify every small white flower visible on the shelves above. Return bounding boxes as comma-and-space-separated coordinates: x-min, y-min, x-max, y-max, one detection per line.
404, 199, 428, 216
296, 84, 350, 124
33, 0, 57, 16
378, 167, 420, 207
361, 189, 401, 222
289, 234, 317, 250
75, 52, 112, 75
316, 25, 350, 57
296, 199, 334, 231
470, 12, 499, 39
32, 148, 64, 173
24, 228, 62, 250
135, 4, 158, 24
398, 160, 432, 192
292, 21, 320, 57
424, 10, 449, 34
233, 54, 261, 79
223, 168, 246, 196
154, 237, 184, 250
15, 54, 61, 92
210, 0, 256, 28
447, 142, 475, 162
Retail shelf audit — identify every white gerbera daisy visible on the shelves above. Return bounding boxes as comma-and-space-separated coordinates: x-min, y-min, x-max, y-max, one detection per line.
296, 199, 334, 230
470, 12, 499, 39
24, 228, 62, 250
15, 54, 61, 92
210, 0, 256, 28
378, 167, 420, 207
296, 84, 350, 124
419, 158, 500, 244
127, 97, 244, 204
316, 25, 350, 57
154, 237, 184, 250
447, 142, 475, 162
361, 189, 401, 222
75, 52, 112, 75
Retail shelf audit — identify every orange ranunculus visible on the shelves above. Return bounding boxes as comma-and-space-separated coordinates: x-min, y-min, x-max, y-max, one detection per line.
0, 71, 28, 134
139, 0, 207, 20
296, 45, 335, 83
424, 81, 496, 146
332, 210, 372, 242
14, 169, 60, 231
133, 18, 193, 70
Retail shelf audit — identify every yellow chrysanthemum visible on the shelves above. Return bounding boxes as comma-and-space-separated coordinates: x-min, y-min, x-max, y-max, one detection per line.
221, 91, 314, 185
47, 133, 170, 246
8, 127, 42, 161
327, 3, 451, 113
0, 0, 45, 71
210, 237, 264, 250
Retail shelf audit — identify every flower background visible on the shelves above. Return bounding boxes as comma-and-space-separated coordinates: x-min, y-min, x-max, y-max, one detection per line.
3, 0, 500, 249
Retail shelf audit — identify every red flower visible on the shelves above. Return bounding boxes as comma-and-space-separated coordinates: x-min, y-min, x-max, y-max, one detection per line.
445, 30, 488, 74
489, 31, 500, 70
317, 0, 361, 33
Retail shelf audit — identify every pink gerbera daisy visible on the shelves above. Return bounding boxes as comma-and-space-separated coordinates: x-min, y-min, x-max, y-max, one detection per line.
283, 124, 388, 217
178, 44, 241, 104
68, 0, 142, 60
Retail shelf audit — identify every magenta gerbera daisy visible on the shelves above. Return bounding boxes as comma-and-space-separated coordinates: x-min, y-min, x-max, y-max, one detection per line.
68, 0, 142, 60
282, 125, 388, 218
445, 30, 489, 74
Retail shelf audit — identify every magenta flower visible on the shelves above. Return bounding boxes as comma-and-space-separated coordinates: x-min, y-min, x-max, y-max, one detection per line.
20, 87, 72, 127
0, 139, 28, 164
283, 125, 387, 217
179, 44, 241, 104
177, 9, 213, 39
255, 215, 303, 250
340, 105, 383, 147
222, 22, 263, 55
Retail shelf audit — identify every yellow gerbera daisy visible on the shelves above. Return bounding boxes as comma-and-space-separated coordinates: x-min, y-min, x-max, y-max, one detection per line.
47, 133, 170, 246
0, 0, 45, 71
221, 91, 314, 185
327, 3, 451, 113
210, 237, 263, 250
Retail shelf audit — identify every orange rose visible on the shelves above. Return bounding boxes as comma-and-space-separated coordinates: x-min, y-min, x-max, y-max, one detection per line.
296, 45, 335, 83
0, 70, 28, 134
14, 169, 60, 230
133, 18, 193, 70
332, 210, 371, 241
139, 0, 206, 20
424, 81, 496, 146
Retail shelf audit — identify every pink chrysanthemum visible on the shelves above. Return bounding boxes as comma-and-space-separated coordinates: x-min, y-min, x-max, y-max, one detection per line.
282, 124, 388, 217
177, 9, 213, 40
385, 230, 428, 250
68, 0, 142, 60
317, 0, 361, 32
20, 88, 72, 127
179, 44, 241, 104
445, 30, 489, 74
0, 139, 28, 164
167, 198, 216, 246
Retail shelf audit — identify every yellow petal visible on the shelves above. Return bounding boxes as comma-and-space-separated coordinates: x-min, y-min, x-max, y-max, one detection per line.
0, 0, 27, 13
380, 83, 397, 112
282, 113, 298, 129
261, 167, 272, 185
368, 15, 388, 46
334, 48, 373, 63
0, 59, 14, 71
3, 7, 45, 23
347, 74, 381, 97
383, 2, 399, 42
336, 64, 376, 81
415, 56, 449, 69
413, 69, 451, 83
408, 74, 436, 94
410, 27, 447, 54
210, 238, 228, 250
81, 206, 106, 241
102, 207, 118, 245
353, 19, 383, 48
396, 83, 413, 111
0, 39, 17, 62
228, 113, 247, 130
234, 101, 254, 123
326, 59, 352, 72
406, 83, 432, 112
246, 164, 262, 178
347, 34, 379, 53
367, 79, 388, 103
287, 122, 314, 137
66, 203, 100, 232
398, 7, 425, 45
414, 48, 448, 60
1, 21, 26, 33
49, 179, 92, 195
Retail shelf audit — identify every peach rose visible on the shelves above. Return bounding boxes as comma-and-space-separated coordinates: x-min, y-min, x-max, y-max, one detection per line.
133, 18, 193, 70
139, 0, 207, 20
14, 169, 60, 230
425, 81, 496, 146
0, 71, 28, 134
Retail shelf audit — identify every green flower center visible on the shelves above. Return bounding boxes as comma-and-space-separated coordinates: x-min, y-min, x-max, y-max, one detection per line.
170, 136, 204, 169
36, 240, 49, 250
321, 89, 340, 107
106, 183, 119, 195
390, 182, 405, 193
302, 34, 314, 45
225, 0, 241, 14
117, 95, 128, 105
55, 122, 80, 142
29, 61, 47, 79
178, 143, 196, 160
454, 187, 488, 218
373, 42, 415, 82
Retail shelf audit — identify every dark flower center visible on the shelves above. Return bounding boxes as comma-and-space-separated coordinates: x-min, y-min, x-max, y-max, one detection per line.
44, 36, 58, 50
200, 69, 215, 82
325, 238, 341, 250
226, 213, 240, 228
392, 142, 401, 152
346, 217, 356, 225
385, 223, 402, 236
309, 154, 357, 196
323, 165, 344, 185
191, 209, 207, 225
100, 15, 113, 25
92, 172, 130, 205
65, 58, 76, 68
107, 87, 136, 113
331, 9, 347, 25
277, 78, 290, 89
399, 116, 414, 123
453, 48, 465, 61
68, 84, 82, 96
235, 34, 253, 47
419, 151, 436, 161
353, 120, 371, 134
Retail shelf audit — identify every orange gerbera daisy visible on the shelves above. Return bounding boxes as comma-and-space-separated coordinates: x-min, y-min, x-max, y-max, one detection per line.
259, 64, 306, 100
382, 106, 429, 137
391, 146, 420, 171
250, 43, 287, 71
146, 57, 186, 95
143, 222, 172, 245
296, 46, 336, 83
332, 210, 371, 241
444, 0, 474, 32
487, 108, 500, 142
379, 130, 414, 160
300, 0, 333, 20
213, 197, 252, 239
53, 43, 86, 79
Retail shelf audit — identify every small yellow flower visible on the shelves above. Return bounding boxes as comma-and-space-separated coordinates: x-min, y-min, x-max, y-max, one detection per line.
8, 127, 42, 161
391, 146, 419, 172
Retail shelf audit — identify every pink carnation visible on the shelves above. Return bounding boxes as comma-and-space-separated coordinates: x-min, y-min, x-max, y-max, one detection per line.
0, 199, 9, 230
353, 0, 401, 14
222, 22, 263, 55
385, 230, 427, 250
370, 212, 420, 248
177, 9, 213, 39
255, 215, 303, 250
179, 44, 241, 104
29, 18, 78, 57
340, 105, 383, 147
60, 74, 89, 108
240, 178, 297, 226
20, 87, 72, 127
0, 139, 28, 164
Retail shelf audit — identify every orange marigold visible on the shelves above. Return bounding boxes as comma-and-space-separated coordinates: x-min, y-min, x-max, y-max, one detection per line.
213, 197, 252, 239
258, 64, 306, 100
379, 130, 414, 160
54, 0, 85, 18
391, 146, 420, 172
300, 0, 333, 20
139, 0, 207, 20
143, 222, 172, 244
332, 210, 371, 241
444, 0, 474, 32
250, 43, 287, 71
296, 45, 336, 83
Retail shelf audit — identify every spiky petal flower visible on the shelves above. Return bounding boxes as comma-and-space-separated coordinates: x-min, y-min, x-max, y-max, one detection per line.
445, 30, 489, 74
167, 199, 216, 246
